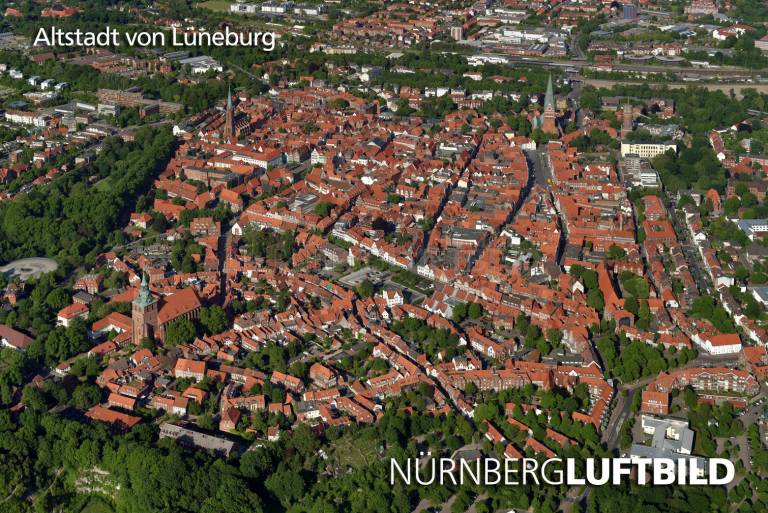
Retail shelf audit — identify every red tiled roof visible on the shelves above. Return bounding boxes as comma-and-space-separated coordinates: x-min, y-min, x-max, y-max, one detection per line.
58, 303, 89, 319
92, 312, 132, 333
708, 333, 741, 346
174, 358, 206, 376
108, 393, 137, 410
0, 324, 33, 350
85, 405, 141, 429
159, 287, 201, 324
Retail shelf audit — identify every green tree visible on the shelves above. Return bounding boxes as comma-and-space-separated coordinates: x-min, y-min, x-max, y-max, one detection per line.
356, 279, 374, 299
313, 201, 333, 218
546, 329, 562, 346
71, 384, 101, 410
625, 296, 639, 316
22, 385, 48, 410
265, 464, 305, 507
452, 302, 468, 323
199, 306, 228, 335
587, 289, 605, 312
516, 115, 531, 136
607, 244, 626, 260
45, 288, 70, 310
329, 98, 349, 110
201, 475, 263, 513
164, 319, 197, 345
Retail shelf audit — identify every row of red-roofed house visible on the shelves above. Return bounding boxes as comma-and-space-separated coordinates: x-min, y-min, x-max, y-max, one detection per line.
484, 417, 576, 461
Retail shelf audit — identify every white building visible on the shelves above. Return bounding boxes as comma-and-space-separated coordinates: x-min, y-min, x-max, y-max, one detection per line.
230, 3, 258, 13
466, 55, 509, 66
359, 65, 382, 83
39, 79, 56, 90
630, 415, 708, 478
695, 333, 742, 355
56, 304, 89, 327
638, 169, 660, 188
712, 25, 750, 41
5, 110, 50, 127
178, 55, 223, 75
737, 219, 768, 241
294, 4, 325, 16
261, 2, 292, 14
620, 141, 677, 159
640, 415, 694, 455
751, 286, 768, 307
381, 289, 404, 308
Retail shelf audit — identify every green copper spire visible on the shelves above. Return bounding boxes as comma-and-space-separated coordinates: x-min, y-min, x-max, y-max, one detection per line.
133, 272, 156, 308
227, 85, 232, 111
544, 74, 555, 111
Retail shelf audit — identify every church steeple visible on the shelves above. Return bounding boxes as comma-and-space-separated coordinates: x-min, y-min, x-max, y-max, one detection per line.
132, 271, 158, 346
542, 74, 558, 135
134, 272, 156, 308
224, 85, 234, 143
544, 74, 555, 111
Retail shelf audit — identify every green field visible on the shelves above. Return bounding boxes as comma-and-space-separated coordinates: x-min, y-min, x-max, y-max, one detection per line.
198, 0, 231, 13
80, 497, 115, 513
94, 175, 116, 192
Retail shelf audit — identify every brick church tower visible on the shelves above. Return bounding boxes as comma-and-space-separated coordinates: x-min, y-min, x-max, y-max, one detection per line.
542, 74, 558, 135
223, 86, 234, 143
621, 100, 634, 139
132, 273, 158, 345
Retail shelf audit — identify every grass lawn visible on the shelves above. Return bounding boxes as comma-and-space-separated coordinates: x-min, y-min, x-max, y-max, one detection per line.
80, 497, 115, 513
327, 431, 380, 469
93, 176, 115, 192
198, 0, 231, 13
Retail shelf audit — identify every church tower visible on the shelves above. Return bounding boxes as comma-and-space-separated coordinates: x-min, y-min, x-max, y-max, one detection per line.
132, 272, 158, 346
223, 86, 234, 143
621, 100, 633, 139
542, 74, 558, 135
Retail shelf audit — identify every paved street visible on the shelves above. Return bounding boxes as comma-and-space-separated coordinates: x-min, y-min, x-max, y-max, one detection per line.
525, 148, 552, 187
665, 198, 712, 295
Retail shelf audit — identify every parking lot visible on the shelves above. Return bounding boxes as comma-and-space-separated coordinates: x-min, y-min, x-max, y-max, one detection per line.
337, 267, 387, 288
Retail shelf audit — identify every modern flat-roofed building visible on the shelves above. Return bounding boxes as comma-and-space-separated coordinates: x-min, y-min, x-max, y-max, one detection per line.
159, 423, 235, 457
737, 219, 768, 241
620, 141, 677, 159
178, 55, 223, 75
630, 415, 708, 477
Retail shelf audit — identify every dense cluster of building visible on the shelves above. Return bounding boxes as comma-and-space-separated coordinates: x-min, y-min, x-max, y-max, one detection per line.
0, 0, 766, 475
7, 71, 754, 462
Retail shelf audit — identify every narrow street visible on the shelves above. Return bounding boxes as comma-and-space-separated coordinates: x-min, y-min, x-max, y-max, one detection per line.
664, 197, 712, 295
